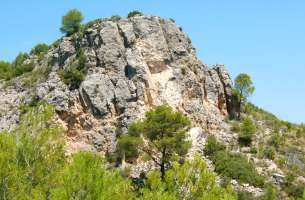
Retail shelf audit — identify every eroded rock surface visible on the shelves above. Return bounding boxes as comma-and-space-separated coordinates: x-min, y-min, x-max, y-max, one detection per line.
0, 15, 235, 155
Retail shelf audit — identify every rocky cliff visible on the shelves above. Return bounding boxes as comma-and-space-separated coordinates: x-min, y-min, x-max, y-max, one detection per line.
0, 15, 235, 154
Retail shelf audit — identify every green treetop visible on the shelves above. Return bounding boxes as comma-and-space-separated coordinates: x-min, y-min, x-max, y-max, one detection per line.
60, 9, 83, 36
117, 105, 191, 181
234, 73, 255, 119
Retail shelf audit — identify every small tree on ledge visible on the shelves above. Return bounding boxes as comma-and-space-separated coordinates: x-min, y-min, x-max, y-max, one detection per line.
117, 105, 191, 181
233, 73, 255, 119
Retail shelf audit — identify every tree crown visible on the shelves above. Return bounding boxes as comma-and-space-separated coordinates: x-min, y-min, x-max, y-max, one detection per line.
60, 9, 83, 36
234, 73, 255, 100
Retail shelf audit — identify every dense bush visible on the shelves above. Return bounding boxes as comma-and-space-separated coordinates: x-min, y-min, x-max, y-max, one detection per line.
239, 117, 256, 146
204, 136, 265, 187
60, 9, 83, 36
204, 135, 225, 156
0, 104, 65, 199
281, 174, 305, 199
213, 151, 265, 187
128, 10, 143, 18
53, 152, 134, 200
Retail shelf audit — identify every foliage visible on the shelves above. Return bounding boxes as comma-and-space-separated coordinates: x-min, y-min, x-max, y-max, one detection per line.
238, 117, 256, 146
0, 53, 35, 81
204, 135, 226, 156
0, 103, 238, 199
30, 43, 49, 62
262, 185, 277, 200
139, 156, 236, 200
117, 134, 143, 162
0, 104, 65, 199
268, 132, 282, 149
53, 152, 134, 200
58, 49, 87, 90
234, 73, 255, 119
30, 43, 49, 56
0, 60, 13, 80
110, 15, 122, 21
60, 9, 84, 36
281, 174, 305, 199
263, 146, 276, 160
22, 66, 51, 88
214, 151, 264, 187
204, 136, 265, 187
117, 105, 191, 180
237, 191, 256, 200
128, 10, 143, 18
244, 103, 284, 130
58, 67, 84, 89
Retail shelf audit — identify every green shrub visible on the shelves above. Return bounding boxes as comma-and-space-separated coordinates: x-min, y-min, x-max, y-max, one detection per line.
0, 104, 65, 199
204, 135, 264, 187
239, 118, 256, 146
0, 61, 13, 80
0, 53, 35, 81
58, 67, 84, 90
237, 191, 255, 200
22, 67, 51, 88
30, 43, 49, 56
140, 156, 237, 200
53, 152, 134, 200
117, 134, 143, 162
282, 174, 305, 199
268, 132, 281, 149
263, 146, 276, 160
58, 49, 87, 90
110, 15, 121, 21
250, 147, 258, 154
213, 151, 265, 187
11, 53, 34, 77
127, 10, 143, 18
60, 9, 83, 36
231, 121, 241, 132
82, 18, 106, 30
169, 18, 176, 23
204, 135, 225, 156
262, 184, 277, 200
30, 43, 49, 62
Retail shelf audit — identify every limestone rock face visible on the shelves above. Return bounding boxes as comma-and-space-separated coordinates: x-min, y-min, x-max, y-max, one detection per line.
0, 15, 235, 153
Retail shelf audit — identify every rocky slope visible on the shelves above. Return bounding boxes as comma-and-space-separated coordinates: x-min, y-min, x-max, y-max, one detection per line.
0, 15, 235, 154
2, 15, 304, 199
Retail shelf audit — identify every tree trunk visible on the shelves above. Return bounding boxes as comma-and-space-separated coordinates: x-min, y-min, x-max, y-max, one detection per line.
160, 162, 165, 181
238, 99, 242, 120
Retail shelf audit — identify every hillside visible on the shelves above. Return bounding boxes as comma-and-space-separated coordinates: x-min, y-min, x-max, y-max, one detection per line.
0, 13, 304, 200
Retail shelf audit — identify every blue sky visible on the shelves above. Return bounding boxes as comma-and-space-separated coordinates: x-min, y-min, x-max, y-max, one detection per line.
0, 0, 304, 123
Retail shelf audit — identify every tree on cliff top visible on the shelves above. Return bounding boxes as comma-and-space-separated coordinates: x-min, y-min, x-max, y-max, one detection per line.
60, 9, 83, 36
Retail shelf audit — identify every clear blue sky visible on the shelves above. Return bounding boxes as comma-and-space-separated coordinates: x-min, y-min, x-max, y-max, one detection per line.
1, 0, 304, 123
